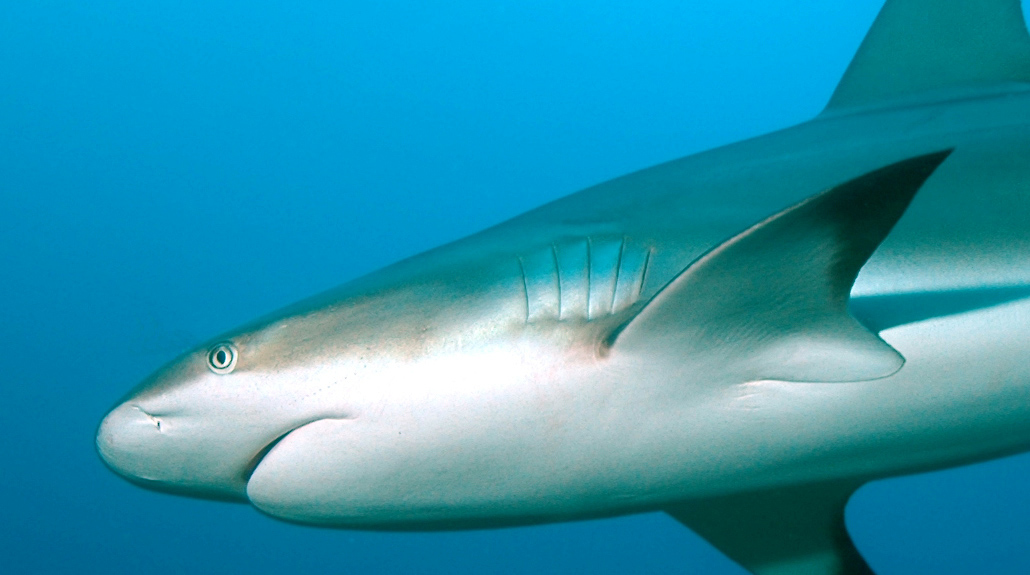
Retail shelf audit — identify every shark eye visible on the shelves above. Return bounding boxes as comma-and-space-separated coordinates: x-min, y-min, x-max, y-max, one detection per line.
207, 343, 237, 374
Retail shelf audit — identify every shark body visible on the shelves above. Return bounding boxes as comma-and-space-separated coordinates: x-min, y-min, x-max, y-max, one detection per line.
97, 1, 1030, 573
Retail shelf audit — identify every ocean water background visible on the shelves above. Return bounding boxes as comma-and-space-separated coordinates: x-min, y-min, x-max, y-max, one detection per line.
4, 1, 1030, 573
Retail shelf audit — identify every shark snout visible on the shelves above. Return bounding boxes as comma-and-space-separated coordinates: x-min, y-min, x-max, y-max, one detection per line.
96, 403, 170, 483
95, 401, 251, 501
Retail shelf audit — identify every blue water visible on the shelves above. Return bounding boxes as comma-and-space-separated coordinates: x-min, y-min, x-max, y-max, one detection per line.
4, 1, 1030, 573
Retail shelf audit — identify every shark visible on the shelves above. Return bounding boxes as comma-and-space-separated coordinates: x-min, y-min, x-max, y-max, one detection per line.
96, 1, 1030, 573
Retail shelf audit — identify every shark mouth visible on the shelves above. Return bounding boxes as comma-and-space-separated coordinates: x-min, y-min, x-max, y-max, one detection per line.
241, 415, 354, 488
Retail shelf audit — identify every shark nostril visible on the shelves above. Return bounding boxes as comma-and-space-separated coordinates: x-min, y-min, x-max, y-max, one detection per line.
133, 406, 164, 432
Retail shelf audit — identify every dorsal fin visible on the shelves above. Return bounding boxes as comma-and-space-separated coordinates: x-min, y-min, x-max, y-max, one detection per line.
608, 151, 952, 384
825, 0, 1030, 112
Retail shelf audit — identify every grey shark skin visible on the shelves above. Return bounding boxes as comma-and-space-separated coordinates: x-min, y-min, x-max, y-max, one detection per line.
96, 1, 1030, 574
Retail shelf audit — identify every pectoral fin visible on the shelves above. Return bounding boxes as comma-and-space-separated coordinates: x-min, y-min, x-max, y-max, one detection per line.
666, 481, 871, 575
608, 151, 951, 383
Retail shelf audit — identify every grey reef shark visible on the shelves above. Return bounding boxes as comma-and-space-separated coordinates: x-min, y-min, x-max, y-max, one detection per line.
96, 0, 1030, 573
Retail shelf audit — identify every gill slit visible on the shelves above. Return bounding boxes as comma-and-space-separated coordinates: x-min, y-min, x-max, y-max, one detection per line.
552, 243, 562, 319
517, 257, 530, 324
586, 237, 593, 320
639, 248, 653, 299
610, 237, 626, 313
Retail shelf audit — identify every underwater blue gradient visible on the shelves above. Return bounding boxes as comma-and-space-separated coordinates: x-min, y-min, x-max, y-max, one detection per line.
3, 1, 1030, 573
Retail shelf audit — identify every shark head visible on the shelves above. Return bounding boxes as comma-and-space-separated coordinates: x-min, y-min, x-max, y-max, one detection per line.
94, 264, 526, 508
95, 299, 367, 501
